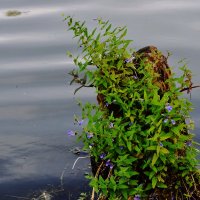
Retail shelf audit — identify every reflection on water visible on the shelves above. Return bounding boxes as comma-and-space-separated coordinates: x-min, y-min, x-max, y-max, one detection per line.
6, 10, 22, 17
0, 0, 200, 199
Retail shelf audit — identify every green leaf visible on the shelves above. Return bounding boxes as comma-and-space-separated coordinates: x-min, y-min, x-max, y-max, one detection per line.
122, 190, 128, 200
66, 50, 72, 57
160, 133, 173, 141
172, 127, 181, 136
119, 28, 127, 40
149, 171, 155, 179
144, 90, 148, 102
106, 24, 112, 32
91, 27, 97, 37
157, 182, 167, 188
118, 184, 129, 189
160, 147, 169, 154
152, 153, 158, 166
152, 92, 160, 105
117, 60, 123, 69
147, 146, 157, 151
127, 141, 132, 151
157, 145, 160, 155
152, 176, 157, 189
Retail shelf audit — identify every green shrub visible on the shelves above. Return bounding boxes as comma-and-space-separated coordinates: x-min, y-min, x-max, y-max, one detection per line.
65, 16, 200, 199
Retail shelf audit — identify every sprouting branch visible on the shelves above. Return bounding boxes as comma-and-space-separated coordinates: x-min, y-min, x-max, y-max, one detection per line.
68, 70, 94, 94
180, 85, 200, 93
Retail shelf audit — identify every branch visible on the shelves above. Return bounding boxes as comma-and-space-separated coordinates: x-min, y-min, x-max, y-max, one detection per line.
72, 156, 90, 169
180, 85, 200, 93
91, 161, 104, 200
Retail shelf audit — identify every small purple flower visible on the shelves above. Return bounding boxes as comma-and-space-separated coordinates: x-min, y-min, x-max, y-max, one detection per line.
105, 102, 109, 107
159, 142, 163, 147
106, 159, 114, 169
109, 122, 114, 128
100, 153, 106, 159
134, 195, 140, 200
119, 146, 124, 150
109, 163, 114, 169
165, 103, 173, 112
164, 118, 168, 123
67, 130, 75, 136
125, 58, 131, 63
125, 56, 135, 63
78, 119, 84, 126
86, 132, 93, 139
106, 159, 111, 166
171, 119, 176, 125
185, 140, 192, 147
133, 75, 138, 80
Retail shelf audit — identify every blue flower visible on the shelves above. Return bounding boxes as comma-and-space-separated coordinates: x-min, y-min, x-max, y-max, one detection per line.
133, 75, 138, 80
86, 132, 93, 139
106, 159, 114, 169
159, 142, 163, 147
100, 153, 106, 159
164, 118, 168, 123
125, 55, 135, 63
109, 122, 114, 128
109, 163, 114, 169
119, 146, 124, 150
105, 102, 109, 107
134, 195, 140, 200
78, 119, 84, 126
185, 140, 192, 147
171, 119, 176, 125
67, 130, 75, 136
165, 103, 173, 112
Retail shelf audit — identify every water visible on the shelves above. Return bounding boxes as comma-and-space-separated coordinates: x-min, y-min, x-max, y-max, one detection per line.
0, 0, 200, 199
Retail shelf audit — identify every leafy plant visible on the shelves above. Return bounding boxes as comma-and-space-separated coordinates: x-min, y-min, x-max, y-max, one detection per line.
64, 16, 200, 199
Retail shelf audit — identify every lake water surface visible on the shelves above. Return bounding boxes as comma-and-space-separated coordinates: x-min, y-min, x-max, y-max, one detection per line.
0, 0, 200, 199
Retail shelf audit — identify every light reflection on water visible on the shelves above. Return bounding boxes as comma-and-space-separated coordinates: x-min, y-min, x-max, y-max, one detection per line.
0, 0, 200, 198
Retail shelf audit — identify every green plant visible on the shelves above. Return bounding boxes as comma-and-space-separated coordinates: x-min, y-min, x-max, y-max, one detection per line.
65, 16, 200, 199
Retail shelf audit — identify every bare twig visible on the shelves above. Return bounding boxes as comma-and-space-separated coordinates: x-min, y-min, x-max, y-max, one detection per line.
180, 85, 200, 92
72, 156, 90, 169
107, 168, 113, 179
191, 174, 197, 191
182, 178, 190, 197
91, 161, 104, 200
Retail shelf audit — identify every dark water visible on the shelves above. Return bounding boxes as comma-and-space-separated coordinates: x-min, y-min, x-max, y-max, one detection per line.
0, 0, 200, 199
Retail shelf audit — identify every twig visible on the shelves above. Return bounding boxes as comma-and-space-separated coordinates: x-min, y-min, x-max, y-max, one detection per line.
106, 168, 113, 179
60, 156, 90, 189
91, 161, 104, 200
182, 178, 190, 197
72, 156, 90, 169
191, 174, 197, 191
180, 85, 200, 92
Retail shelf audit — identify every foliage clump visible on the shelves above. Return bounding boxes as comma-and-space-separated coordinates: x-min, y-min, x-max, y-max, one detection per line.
65, 16, 200, 199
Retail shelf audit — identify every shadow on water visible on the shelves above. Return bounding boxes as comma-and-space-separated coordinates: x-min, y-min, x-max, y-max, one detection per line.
0, 146, 91, 199
0, 176, 90, 200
